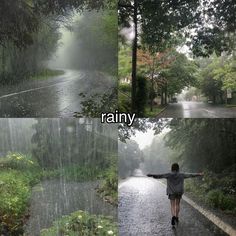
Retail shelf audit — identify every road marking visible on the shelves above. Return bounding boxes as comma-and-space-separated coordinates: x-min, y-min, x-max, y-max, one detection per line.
158, 181, 236, 236
202, 109, 219, 118
0, 72, 84, 100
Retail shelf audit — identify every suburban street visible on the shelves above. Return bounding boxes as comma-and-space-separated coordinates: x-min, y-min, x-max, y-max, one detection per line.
119, 174, 227, 236
0, 70, 113, 117
157, 101, 236, 118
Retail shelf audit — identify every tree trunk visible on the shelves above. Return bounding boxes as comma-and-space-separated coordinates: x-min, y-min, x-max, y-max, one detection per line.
150, 60, 155, 112
131, 0, 138, 112
161, 87, 164, 106
164, 83, 168, 105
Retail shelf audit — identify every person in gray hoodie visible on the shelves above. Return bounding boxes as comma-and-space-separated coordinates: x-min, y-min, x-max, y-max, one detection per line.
147, 163, 203, 226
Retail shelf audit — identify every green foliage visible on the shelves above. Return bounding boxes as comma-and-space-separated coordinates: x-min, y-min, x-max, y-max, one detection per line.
206, 190, 235, 211
195, 53, 236, 104
0, 153, 41, 234
69, 10, 117, 74
97, 154, 118, 205
119, 83, 131, 93
30, 69, 64, 81
144, 106, 163, 117
40, 210, 117, 236
118, 83, 131, 112
118, 92, 131, 113
42, 165, 106, 182
75, 88, 117, 118
0, 153, 40, 171
185, 170, 236, 213
118, 46, 132, 79
118, 140, 143, 178
165, 119, 236, 173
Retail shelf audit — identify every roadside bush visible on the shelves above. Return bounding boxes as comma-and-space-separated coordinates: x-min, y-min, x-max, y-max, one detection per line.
207, 189, 236, 211
0, 152, 40, 171
0, 153, 41, 234
40, 210, 118, 236
118, 92, 131, 112
0, 170, 31, 234
119, 83, 131, 93
98, 166, 118, 206
185, 170, 236, 214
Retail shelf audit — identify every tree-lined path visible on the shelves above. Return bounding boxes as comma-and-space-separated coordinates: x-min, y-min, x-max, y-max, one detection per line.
119, 175, 226, 236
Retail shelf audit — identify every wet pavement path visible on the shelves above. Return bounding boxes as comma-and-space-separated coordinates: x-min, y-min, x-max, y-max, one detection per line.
157, 101, 236, 118
119, 176, 227, 236
0, 70, 114, 117
25, 179, 117, 236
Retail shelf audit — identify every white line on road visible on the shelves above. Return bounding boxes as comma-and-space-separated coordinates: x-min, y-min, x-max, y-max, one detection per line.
202, 109, 219, 118
0, 72, 84, 100
158, 181, 236, 236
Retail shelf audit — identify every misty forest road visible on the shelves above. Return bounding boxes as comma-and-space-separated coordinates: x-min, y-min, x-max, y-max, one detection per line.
0, 70, 112, 118
119, 176, 226, 236
157, 101, 236, 118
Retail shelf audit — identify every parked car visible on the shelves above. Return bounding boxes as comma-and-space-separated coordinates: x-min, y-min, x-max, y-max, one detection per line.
171, 97, 178, 103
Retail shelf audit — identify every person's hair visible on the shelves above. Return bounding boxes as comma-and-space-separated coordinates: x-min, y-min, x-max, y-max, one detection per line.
171, 163, 179, 172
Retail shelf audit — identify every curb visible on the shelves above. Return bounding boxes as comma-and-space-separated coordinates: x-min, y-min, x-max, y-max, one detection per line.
156, 105, 168, 116
158, 181, 236, 236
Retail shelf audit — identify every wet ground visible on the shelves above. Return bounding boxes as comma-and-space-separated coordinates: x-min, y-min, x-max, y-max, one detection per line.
0, 70, 114, 117
157, 101, 236, 118
24, 179, 117, 236
119, 176, 227, 236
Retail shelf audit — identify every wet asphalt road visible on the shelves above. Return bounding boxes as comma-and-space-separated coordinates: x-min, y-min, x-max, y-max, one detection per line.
119, 176, 226, 236
0, 70, 113, 117
157, 101, 236, 118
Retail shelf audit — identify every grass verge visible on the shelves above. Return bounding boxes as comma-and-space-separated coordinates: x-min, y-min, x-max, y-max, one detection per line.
144, 105, 166, 117
30, 69, 64, 80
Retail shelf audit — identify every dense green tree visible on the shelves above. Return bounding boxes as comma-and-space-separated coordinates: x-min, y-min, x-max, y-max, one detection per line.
119, 0, 201, 111
118, 139, 142, 177
165, 119, 236, 173
32, 119, 117, 169
190, 0, 236, 56
67, 9, 117, 74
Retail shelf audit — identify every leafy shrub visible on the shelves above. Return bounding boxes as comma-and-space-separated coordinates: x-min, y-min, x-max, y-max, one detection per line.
98, 166, 118, 205
0, 152, 40, 171
0, 171, 31, 234
119, 84, 131, 93
207, 189, 236, 211
40, 210, 118, 236
0, 153, 41, 234
118, 92, 131, 112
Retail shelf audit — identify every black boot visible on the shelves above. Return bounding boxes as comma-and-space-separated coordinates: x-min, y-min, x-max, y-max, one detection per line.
171, 216, 176, 226
176, 217, 179, 224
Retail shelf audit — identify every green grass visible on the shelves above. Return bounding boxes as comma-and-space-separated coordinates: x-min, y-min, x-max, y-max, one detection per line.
144, 105, 166, 117
40, 210, 117, 236
41, 165, 106, 182
30, 69, 64, 80
226, 104, 236, 108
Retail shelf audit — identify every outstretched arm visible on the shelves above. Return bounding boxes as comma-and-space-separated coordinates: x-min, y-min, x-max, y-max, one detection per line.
147, 173, 169, 179
183, 173, 204, 179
